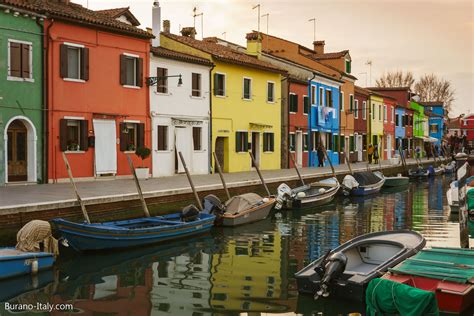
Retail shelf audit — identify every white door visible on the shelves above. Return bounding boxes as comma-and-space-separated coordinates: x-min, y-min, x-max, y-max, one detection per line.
175, 127, 191, 173
387, 135, 392, 159
251, 132, 260, 168
296, 131, 303, 167
357, 135, 363, 161
93, 119, 117, 175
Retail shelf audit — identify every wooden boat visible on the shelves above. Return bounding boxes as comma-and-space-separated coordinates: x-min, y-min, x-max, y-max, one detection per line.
443, 161, 456, 174
383, 247, 474, 314
51, 213, 215, 252
383, 174, 409, 188
342, 171, 385, 196
295, 230, 425, 302
0, 248, 54, 279
275, 177, 340, 209
408, 167, 429, 178
447, 180, 459, 214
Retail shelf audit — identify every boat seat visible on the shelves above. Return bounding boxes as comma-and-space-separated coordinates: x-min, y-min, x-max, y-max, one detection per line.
344, 262, 379, 275
310, 182, 338, 188
0, 249, 24, 256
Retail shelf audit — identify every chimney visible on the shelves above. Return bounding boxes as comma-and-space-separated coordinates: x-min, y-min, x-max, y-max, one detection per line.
246, 31, 262, 58
313, 40, 325, 54
152, 1, 161, 47
163, 20, 170, 34
181, 27, 197, 39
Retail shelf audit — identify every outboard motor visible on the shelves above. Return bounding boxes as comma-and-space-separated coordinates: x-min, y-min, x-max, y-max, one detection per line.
427, 165, 435, 176
315, 252, 347, 299
275, 183, 292, 210
181, 204, 200, 222
202, 194, 225, 215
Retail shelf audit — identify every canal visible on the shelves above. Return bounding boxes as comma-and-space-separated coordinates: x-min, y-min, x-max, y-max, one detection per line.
0, 174, 469, 315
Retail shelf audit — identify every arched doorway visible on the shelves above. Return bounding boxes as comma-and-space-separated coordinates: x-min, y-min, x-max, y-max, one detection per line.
4, 117, 37, 183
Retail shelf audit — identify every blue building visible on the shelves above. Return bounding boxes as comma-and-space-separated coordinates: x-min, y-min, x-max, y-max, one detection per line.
308, 73, 343, 167
395, 106, 406, 151
421, 102, 445, 147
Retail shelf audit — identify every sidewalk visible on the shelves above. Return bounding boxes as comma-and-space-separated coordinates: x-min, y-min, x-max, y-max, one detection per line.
0, 158, 432, 212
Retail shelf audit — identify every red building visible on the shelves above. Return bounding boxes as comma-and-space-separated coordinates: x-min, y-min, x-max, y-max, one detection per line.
10, 0, 154, 182
462, 114, 474, 144
354, 86, 370, 161
382, 96, 396, 159
288, 79, 310, 168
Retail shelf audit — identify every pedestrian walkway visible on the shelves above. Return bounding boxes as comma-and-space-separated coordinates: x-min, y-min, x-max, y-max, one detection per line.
0, 158, 433, 212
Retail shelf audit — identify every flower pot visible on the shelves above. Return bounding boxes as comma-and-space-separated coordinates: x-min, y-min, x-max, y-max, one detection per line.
135, 168, 149, 180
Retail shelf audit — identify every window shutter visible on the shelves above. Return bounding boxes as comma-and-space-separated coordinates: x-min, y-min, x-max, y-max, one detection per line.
80, 120, 89, 151
137, 123, 145, 148
235, 132, 241, 152
136, 57, 143, 87
9, 42, 21, 77
21, 44, 30, 78
60, 119, 68, 151
81, 47, 89, 81
271, 133, 275, 151
119, 123, 127, 151
120, 54, 127, 85
294, 95, 299, 112
60, 44, 68, 78
244, 132, 249, 151
213, 73, 219, 95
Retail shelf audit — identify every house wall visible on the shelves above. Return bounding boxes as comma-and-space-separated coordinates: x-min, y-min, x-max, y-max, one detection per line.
288, 81, 309, 168
45, 20, 150, 182
354, 92, 369, 160
383, 99, 396, 159
369, 95, 384, 157
395, 107, 406, 147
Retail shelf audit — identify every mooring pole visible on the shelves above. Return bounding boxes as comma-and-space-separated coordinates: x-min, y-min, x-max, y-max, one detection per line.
179, 151, 203, 211
289, 152, 305, 186
213, 152, 231, 201
126, 154, 151, 218
318, 133, 336, 177
249, 151, 271, 196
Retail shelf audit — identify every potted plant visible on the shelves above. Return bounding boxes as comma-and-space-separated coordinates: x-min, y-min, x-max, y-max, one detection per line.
134, 146, 151, 179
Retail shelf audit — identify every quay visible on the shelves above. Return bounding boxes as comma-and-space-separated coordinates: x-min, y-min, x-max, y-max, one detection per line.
0, 158, 434, 231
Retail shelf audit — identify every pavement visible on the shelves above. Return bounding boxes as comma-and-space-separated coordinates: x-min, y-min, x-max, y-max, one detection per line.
0, 157, 435, 212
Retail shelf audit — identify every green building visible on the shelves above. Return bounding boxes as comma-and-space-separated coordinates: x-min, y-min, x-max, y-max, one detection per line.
0, 5, 44, 185
410, 101, 426, 157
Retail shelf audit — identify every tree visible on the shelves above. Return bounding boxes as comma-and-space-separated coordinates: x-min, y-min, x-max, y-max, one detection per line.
413, 74, 455, 113
376, 71, 415, 89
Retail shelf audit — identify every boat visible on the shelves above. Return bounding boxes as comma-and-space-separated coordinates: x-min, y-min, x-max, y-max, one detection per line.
295, 230, 425, 302
427, 165, 444, 176
383, 173, 409, 188
383, 247, 474, 314
447, 180, 459, 213
0, 248, 55, 279
341, 171, 385, 196
275, 177, 340, 209
443, 161, 456, 174
51, 212, 216, 252
408, 167, 429, 178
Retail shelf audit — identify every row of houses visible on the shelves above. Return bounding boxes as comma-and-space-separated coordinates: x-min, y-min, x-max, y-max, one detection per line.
0, 0, 447, 185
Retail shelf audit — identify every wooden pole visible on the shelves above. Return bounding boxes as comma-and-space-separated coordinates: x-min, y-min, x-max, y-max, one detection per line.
178, 151, 203, 211
318, 133, 336, 177
289, 152, 305, 186
249, 151, 271, 196
344, 153, 354, 175
62, 152, 91, 224
126, 154, 151, 218
213, 152, 231, 201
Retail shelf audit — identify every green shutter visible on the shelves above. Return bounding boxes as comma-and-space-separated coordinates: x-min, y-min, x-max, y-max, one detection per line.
236, 132, 241, 152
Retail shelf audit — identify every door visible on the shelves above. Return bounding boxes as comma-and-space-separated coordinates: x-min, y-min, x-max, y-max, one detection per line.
251, 132, 260, 167
93, 119, 117, 175
357, 134, 363, 161
7, 120, 27, 182
296, 131, 303, 167
175, 127, 190, 173
215, 137, 227, 172
387, 135, 392, 159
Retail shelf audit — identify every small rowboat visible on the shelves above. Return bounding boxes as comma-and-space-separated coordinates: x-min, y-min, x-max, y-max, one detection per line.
408, 167, 429, 179
443, 161, 456, 174
275, 177, 340, 209
219, 193, 275, 226
342, 171, 385, 196
51, 213, 216, 252
383, 174, 409, 188
0, 248, 54, 279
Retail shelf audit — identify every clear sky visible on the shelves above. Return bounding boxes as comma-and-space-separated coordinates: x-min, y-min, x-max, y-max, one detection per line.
77, 0, 473, 117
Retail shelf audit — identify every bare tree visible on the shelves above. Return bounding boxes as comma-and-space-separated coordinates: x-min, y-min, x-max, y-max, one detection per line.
376, 71, 415, 89
413, 74, 455, 113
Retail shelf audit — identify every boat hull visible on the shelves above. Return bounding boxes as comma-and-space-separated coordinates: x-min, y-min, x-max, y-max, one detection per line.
221, 199, 275, 226
383, 176, 409, 187
52, 213, 216, 251
0, 248, 54, 279
350, 179, 385, 196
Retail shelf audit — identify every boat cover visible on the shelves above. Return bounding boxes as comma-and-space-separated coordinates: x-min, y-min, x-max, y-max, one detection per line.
389, 247, 474, 284
16, 220, 58, 256
366, 278, 439, 316
353, 171, 382, 186
467, 187, 474, 210
225, 193, 262, 214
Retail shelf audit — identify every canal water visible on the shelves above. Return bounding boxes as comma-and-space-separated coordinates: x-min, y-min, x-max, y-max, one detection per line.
0, 174, 468, 315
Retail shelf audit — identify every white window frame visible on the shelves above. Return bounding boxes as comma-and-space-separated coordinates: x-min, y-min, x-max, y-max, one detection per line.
391, 106, 395, 123
263, 132, 274, 153
191, 72, 202, 98
303, 132, 309, 152
326, 88, 333, 108
156, 125, 170, 152
63, 42, 85, 83
266, 81, 275, 103
383, 104, 387, 122
303, 95, 309, 115
319, 87, 324, 106
7, 39, 34, 82
242, 76, 252, 101
122, 52, 140, 88
236, 130, 248, 153
340, 91, 344, 111
289, 92, 297, 114
192, 126, 203, 151
362, 101, 367, 120
354, 99, 359, 119
349, 94, 354, 112
289, 132, 296, 152
311, 86, 316, 105
214, 72, 227, 97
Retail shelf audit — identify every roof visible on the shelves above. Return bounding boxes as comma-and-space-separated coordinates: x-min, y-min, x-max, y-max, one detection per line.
355, 85, 371, 96
150, 46, 213, 67
162, 33, 286, 74
369, 86, 412, 92
309, 50, 349, 60
366, 89, 397, 101
96, 7, 140, 27
424, 110, 443, 118
447, 118, 461, 129
1, 0, 152, 39
419, 101, 444, 107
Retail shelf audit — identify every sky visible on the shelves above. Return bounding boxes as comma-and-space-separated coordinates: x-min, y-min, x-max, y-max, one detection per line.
77, 0, 473, 117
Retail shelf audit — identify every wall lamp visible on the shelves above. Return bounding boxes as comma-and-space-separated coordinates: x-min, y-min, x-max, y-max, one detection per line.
146, 74, 183, 87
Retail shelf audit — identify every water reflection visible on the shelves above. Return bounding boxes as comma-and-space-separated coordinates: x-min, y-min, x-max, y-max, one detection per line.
1, 175, 463, 315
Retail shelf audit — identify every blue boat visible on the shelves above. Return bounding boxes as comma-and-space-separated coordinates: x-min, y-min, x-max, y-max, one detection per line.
51, 213, 216, 252
342, 171, 385, 196
0, 248, 55, 279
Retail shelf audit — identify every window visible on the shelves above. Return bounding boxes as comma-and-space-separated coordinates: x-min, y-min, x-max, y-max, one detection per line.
289, 133, 296, 151
119, 122, 144, 152
236, 131, 249, 152
60, 119, 88, 152
311, 131, 319, 151
326, 133, 333, 150
345, 59, 351, 73
192, 73, 201, 97
157, 125, 168, 151
60, 43, 89, 81
372, 104, 375, 120
326, 90, 333, 107
350, 135, 355, 151
289, 93, 298, 113
214, 73, 226, 96
303, 96, 309, 114
311, 86, 316, 104
340, 135, 345, 153
193, 127, 202, 150
391, 107, 394, 123
303, 133, 309, 151
430, 124, 439, 133
243, 77, 252, 100
354, 99, 359, 119
125, 124, 137, 151
334, 134, 339, 152
340, 91, 344, 111
263, 132, 274, 152
8, 40, 32, 80
319, 87, 324, 106
349, 94, 354, 112
396, 113, 400, 127
379, 104, 382, 121
383, 105, 387, 121
156, 67, 168, 93
362, 101, 367, 120
120, 54, 143, 87
267, 81, 275, 102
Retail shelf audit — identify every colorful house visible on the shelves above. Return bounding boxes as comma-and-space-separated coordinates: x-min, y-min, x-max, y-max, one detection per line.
395, 105, 406, 152
421, 102, 445, 147
354, 86, 370, 161
0, 4, 44, 185
411, 100, 426, 156
382, 96, 396, 160
367, 92, 384, 158
160, 30, 284, 173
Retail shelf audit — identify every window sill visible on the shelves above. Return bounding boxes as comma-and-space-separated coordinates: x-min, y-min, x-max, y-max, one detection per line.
263, 151, 274, 154
215, 95, 227, 99
65, 150, 85, 154
155, 149, 171, 153
242, 98, 253, 102
7, 76, 34, 83
123, 85, 141, 90
236, 151, 248, 154
124, 151, 136, 154
289, 112, 296, 115
266, 101, 276, 104
190, 95, 204, 99
63, 78, 86, 83
155, 91, 171, 96
194, 150, 206, 153
303, 113, 308, 116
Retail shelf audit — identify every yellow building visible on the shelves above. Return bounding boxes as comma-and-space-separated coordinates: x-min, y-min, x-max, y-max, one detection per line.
160, 30, 283, 173
368, 94, 384, 154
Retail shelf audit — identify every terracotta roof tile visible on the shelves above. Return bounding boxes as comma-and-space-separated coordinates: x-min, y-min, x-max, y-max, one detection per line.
310, 50, 349, 60
355, 85, 371, 96
96, 7, 140, 27
151, 46, 213, 66
1, 0, 152, 38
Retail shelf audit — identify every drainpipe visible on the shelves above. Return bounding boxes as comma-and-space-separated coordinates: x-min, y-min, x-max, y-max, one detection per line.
308, 72, 317, 167
208, 63, 215, 174
280, 74, 289, 169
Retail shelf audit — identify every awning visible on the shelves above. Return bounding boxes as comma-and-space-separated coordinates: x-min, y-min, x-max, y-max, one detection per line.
415, 136, 439, 143
249, 122, 273, 129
